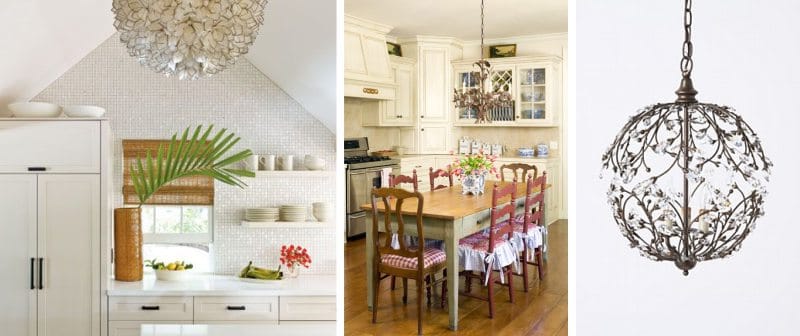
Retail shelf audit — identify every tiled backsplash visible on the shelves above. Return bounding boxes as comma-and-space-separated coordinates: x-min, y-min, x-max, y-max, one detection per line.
34, 34, 336, 275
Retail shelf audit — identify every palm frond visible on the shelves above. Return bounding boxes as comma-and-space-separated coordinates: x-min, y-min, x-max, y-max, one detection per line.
130, 125, 255, 206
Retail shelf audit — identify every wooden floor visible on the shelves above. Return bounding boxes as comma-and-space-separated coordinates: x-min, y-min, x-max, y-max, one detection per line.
345, 220, 568, 336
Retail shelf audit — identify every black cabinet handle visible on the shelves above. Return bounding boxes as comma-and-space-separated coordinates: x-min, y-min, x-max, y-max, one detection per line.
38, 258, 43, 290
30, 258, 35, 290
141, 306, 161, 311
226, 306, 246, 311
27, 167, 46, 172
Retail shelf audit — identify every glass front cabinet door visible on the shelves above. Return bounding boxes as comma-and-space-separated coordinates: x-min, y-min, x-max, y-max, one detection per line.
453, 56, 561, 127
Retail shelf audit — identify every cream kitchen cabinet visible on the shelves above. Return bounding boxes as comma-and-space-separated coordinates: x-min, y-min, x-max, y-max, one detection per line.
362, 56, 416, 127
344, 15, 393, 85
0, 119, 109, 336
453, 56, 562, 127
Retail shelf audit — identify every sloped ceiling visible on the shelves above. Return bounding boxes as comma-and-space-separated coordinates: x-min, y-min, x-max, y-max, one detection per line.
246, 0, 336, 132
0, 0, 336, 132
0, 0, 114, 116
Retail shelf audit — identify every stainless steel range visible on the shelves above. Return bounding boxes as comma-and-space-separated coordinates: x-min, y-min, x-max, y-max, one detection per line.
345, 137, 400, 239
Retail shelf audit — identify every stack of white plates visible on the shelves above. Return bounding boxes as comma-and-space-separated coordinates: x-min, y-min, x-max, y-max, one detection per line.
245, 208, 279, 222
280, 205, 307, 222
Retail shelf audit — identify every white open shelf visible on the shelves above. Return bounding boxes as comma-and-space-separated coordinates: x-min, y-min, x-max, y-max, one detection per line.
240, 221, 331, 228
254, 170, 335, 178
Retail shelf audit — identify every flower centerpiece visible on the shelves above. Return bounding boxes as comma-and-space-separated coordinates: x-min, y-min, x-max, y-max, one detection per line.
451, 151, 498, 195
280, 245, 312, 278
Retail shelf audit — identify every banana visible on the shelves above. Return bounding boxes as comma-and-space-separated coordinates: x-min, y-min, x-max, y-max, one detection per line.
238, 261, 254, 278
238, 262, 283, 280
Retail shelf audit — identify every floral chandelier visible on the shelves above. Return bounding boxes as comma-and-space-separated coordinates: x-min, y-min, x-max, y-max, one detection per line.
452, 0, 513, 123
112, 0, 268, 80
601, 0, 771, 276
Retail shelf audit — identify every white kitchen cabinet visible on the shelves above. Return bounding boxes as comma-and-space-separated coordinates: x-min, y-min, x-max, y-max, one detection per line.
453, 56, 562, 127
344, 15, 393, 85
419, 124, 450, 154
417, 47, 451, 123
362, 56, 416, 127
109, 297, 194, 321
0, 120, 101, 173
194, 296, 279, 322
279, 296, 336, 321
0, 174, 101, 336
109, 321, 189, 336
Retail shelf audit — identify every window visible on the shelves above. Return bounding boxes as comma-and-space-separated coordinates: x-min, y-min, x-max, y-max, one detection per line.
141, 205, 213, 244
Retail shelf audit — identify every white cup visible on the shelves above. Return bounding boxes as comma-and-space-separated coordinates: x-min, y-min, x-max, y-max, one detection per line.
242, 155, 259, 171
277, 155, 294, 171
260, 155, 276, 171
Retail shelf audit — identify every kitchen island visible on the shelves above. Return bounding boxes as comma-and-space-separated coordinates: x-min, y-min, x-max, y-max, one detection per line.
140, 324, 335, 336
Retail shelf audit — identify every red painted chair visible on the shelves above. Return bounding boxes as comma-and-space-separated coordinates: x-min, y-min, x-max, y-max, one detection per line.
499, 163, 538, 182
390, 170, 418, 192
429, 166, 453, 191
511, 172, 547, 290
455, 180, 518, 318
370, 187, 447, 336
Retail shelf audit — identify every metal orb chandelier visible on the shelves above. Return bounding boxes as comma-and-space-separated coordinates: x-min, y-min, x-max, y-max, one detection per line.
601, 0, 772, 276
112, 0, 268, 80
452, 0, 513, 123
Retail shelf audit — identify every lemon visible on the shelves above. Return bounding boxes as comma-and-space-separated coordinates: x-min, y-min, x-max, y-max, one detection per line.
176, 265, 186, 271
167, 263, 177, 271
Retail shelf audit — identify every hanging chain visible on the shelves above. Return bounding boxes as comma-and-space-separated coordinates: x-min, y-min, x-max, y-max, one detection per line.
680, 0, 693, 78
480, 0, 485, 53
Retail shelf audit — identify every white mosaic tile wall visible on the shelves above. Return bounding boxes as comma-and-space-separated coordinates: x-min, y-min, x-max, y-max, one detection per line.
34, 34, 336, 275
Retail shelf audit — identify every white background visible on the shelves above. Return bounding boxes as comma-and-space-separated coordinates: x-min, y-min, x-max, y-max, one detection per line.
576, 1, 800, 334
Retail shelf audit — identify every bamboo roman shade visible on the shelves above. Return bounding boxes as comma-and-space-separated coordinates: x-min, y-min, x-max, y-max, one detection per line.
122, 140, 214, 205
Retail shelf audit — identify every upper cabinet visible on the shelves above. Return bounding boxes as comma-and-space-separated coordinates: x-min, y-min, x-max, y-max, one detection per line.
0, 120, 101, 173
362, 56, 416, 127
453, 56, 562, 127
344, 15, 393, 85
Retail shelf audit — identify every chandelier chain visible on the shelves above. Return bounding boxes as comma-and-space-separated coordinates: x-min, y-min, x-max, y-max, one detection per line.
480, 0, 485, 54
681, 0, 694, 78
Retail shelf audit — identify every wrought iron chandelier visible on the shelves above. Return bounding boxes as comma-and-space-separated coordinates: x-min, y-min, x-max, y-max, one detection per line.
452, 0, 513, 123
112, 0, 268, 80
601, 0, 771, 276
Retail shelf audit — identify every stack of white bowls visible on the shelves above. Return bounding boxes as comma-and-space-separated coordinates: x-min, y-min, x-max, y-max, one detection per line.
312, 202, 333, 222
280, 205, 307, 222
245, 208, 279, 222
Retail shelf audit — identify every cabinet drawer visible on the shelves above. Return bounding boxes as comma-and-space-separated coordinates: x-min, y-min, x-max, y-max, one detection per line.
0, 121, 100, 173
109, 297, 193, 321
400, 158, 435, 174
194, 296, 279, 321
279, 296, 336, 321
109, 321, 191, 336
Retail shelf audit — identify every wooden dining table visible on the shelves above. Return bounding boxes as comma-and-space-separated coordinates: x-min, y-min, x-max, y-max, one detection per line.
361, 181, 549, 331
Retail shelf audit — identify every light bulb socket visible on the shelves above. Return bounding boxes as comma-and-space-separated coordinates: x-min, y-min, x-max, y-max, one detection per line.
675, 76, 699, 103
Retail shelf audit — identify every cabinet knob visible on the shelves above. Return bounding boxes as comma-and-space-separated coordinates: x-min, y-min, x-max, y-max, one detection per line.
420, 115, 424, 119
421, 128, 425, 131
362, 87, 379, 95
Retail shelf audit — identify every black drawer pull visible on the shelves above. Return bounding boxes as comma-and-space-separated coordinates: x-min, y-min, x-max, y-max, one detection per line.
38, 258, 43, 290
226, 306, 246, 311
141, 306, 161, 310
27, 167, 46, 172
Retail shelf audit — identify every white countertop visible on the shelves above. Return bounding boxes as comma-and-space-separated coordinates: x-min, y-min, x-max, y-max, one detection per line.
108, 274, 336, 297
140, 324, 335, 336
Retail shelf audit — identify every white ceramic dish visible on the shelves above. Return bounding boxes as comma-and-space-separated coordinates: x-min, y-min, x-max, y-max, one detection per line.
238, 277, 283, 284
155, 269, 190, 281
63, 105, 106, 118
304, 155, 326, 170
8, 102, 62, 118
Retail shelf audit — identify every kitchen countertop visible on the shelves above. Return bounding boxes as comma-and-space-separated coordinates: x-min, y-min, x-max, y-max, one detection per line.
108, 274, 336, 297
393, 153, 558, 160
140, 324, 335, 336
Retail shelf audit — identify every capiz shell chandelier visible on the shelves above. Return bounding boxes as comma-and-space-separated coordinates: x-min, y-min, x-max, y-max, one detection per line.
452, 0, 513, 123
601, 0, 771, 276
112, 0, 268, 80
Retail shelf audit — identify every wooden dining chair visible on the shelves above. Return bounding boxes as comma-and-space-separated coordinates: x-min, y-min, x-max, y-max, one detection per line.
390, 169, 419, 192
370, 187, 447, 336
455, 181, 518, 318
499, 163, 538, 182
511, 173, 547, 291
429, 166, 453, 191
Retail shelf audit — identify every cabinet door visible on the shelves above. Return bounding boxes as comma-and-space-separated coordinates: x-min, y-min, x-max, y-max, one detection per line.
516, 64, 550, 124
344, 30, 367, 75
0, 121, 100, 173
394, 63, 415, 123
418, 125, 449, 154
0, 175, 37, 336
109, 321, 191, 336
418, 48, 450, 122
279, 296, 336, 321
38, 175, 100, 336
